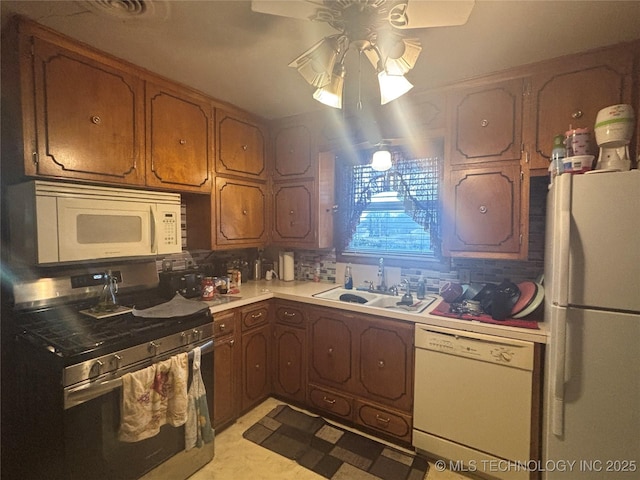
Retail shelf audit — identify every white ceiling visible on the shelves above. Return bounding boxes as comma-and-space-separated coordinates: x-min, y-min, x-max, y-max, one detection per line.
2, 0, 640, 121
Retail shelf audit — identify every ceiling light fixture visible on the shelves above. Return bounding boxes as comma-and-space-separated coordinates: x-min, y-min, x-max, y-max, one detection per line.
371, 142, 393, 171
288, 1, 422, 109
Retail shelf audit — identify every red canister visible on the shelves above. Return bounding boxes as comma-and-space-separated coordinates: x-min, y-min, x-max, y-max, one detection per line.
201, 277, 216, 300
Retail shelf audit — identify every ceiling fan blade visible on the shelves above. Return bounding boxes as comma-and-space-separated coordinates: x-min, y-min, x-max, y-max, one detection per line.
250, 0, 320, 21
390, 0, 475, 29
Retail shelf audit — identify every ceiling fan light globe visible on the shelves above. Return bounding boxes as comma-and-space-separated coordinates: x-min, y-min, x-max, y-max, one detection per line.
289, 36, 340, 87
378, 71, 413, 105
383, 38, 422, 75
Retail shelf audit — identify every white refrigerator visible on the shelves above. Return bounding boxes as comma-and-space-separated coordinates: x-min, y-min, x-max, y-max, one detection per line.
543, 170, 640, 479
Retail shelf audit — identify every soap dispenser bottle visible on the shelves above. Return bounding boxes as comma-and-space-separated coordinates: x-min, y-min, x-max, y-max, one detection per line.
417, 276, 426, 299
344, 264, 353, 290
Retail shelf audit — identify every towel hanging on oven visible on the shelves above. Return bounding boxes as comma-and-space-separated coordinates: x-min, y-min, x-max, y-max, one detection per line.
118, 353, 189, 442
185, 346, 214, 450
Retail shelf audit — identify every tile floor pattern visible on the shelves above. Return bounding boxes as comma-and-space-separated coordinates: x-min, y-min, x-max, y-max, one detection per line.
189, 397, 474, 480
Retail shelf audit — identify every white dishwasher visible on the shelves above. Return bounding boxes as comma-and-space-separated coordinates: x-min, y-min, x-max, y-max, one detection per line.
413, 324, 535, 480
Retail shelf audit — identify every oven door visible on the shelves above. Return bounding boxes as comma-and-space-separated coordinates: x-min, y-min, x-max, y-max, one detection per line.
64, 345, 214, 480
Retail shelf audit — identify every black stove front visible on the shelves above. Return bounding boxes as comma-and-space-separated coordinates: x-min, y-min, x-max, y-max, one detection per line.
4, 261, 216, 480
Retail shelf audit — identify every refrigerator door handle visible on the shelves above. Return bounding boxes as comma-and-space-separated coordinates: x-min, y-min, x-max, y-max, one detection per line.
552, 307, 568, 436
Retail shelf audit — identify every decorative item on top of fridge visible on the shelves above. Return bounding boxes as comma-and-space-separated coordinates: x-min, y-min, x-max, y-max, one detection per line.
593, 104, 635, 172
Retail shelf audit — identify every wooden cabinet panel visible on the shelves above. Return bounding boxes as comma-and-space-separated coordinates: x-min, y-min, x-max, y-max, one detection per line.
308, 385, 353, 421
355, 401, 412, 443
213, 311, 240, 430
529, 47, 634, 171
28, 37, 145, 185
273, 124, 313, 179
146, 82, 212, 192
241, 324, 271, 413
443, 163, 525, 258
272, 324, 306, 403
217, 110, 267, 179
448, 78, 524, 166
308, 310, 355, 389
357, 319, 413, 412
215, 177, 268, 248
272, 181, 313, 243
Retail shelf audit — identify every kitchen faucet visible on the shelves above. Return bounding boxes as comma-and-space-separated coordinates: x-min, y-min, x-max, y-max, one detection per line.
376, 258, 386, 292
400, 278, 413, 304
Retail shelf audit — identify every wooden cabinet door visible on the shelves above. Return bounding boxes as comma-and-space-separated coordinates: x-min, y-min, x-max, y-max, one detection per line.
272, 324, 306, 403
443, 162, 526, 259
215, 177, 268, 248
28, 37, 144, 185
213, 311, 240, 430
448, 78, 525, 166
356, 318, 413, 412
272, 181, 314, 245
146, 81, 212, 192
241, 324, 271, 413
273, 124, 314, 180
308, 309, 356, 391
217, 110, 267, 180
529, 47, 634, 171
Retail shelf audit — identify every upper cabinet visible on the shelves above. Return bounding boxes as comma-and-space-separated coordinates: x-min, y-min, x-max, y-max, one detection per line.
145, 80, 213, 192
22, 34, 146, 185
447, 78, 525, 166
273, 124, 314, 180
216, 109, 268, 180
527, 45, 635, 172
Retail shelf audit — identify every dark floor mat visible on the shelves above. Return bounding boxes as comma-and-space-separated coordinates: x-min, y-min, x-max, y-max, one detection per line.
243, 404, 429, 480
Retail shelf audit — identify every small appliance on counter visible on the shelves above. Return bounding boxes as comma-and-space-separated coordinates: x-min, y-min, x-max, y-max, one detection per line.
159, 269, 205, 299
593, 103, 635, 171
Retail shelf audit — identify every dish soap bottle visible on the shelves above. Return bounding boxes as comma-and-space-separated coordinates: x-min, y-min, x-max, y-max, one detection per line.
344, 264, 353, 290
417, 276, 426, 299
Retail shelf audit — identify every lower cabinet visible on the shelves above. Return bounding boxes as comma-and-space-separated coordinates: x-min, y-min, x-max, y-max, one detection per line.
307, 306, 414, 443
272, 301, 307, 404
213, 310, 240, 430
240, 302, 272, 413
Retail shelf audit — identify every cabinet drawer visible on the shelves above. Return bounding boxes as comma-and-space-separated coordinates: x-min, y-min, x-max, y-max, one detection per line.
355, 401, 412, 442
274, 301, 307, 327
308, 385, 353, 421
214, 311, 236, 338
241, 303, 270, 331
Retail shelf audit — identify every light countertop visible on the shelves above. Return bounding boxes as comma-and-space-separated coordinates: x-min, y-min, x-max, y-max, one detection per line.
203, 280, 549, 344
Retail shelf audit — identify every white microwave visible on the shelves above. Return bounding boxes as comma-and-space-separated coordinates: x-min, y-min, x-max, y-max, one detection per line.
9, 181, 182, 265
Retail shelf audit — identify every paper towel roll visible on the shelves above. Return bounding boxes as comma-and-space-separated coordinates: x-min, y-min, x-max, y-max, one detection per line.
283, 251, 295, 281
278, 252, 284, 279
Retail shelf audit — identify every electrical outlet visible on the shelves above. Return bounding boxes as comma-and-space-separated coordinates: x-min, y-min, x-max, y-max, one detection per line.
459, 269, 471, 284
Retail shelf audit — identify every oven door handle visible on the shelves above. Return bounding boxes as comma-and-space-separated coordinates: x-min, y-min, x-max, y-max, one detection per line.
64, 339, 214, 409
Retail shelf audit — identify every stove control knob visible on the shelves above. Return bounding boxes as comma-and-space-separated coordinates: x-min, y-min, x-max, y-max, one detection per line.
89, 360, 103, 379
192, 329, 202, 341
148, 341, 160, 356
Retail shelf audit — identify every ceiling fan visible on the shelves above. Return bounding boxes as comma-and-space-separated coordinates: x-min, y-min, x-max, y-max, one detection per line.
251, 0, 475, 110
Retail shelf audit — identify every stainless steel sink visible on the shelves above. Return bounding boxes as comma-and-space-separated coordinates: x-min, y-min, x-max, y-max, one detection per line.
313, 286, 437, 315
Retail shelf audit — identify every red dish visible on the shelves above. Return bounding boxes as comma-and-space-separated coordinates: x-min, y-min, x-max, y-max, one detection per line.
510, 281, 537, 317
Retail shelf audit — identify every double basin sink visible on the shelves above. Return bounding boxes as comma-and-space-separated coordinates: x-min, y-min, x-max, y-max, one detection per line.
312, 286, 437, 316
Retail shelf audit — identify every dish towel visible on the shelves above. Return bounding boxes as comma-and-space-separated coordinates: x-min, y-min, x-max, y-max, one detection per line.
118, 352, 189, 442
185, 347, 214, 450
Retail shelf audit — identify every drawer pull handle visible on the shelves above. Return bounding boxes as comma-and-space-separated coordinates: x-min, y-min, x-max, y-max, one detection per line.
322, 396, 336, 405
376, 415, 391, 425
251, 312, 263, 319
284, 311, 296, 317
571, 110, 583, 119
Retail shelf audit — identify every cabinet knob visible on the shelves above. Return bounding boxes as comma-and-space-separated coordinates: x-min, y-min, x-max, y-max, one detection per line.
480, 119, 489, 127
179, 139, 186, 145
242, 144, 248, 151
378, 360, 385, 368
255, 363, 260, 369
242, 209, 248, 215
289, 210, 294, 215
229, 339, 235, 346
328, 347, 334, 355
571, 110, 583, 119
286, 361, 292, 367
479, 205, 488, 214
91, 115, 101, 125
219, 323, 225, 331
